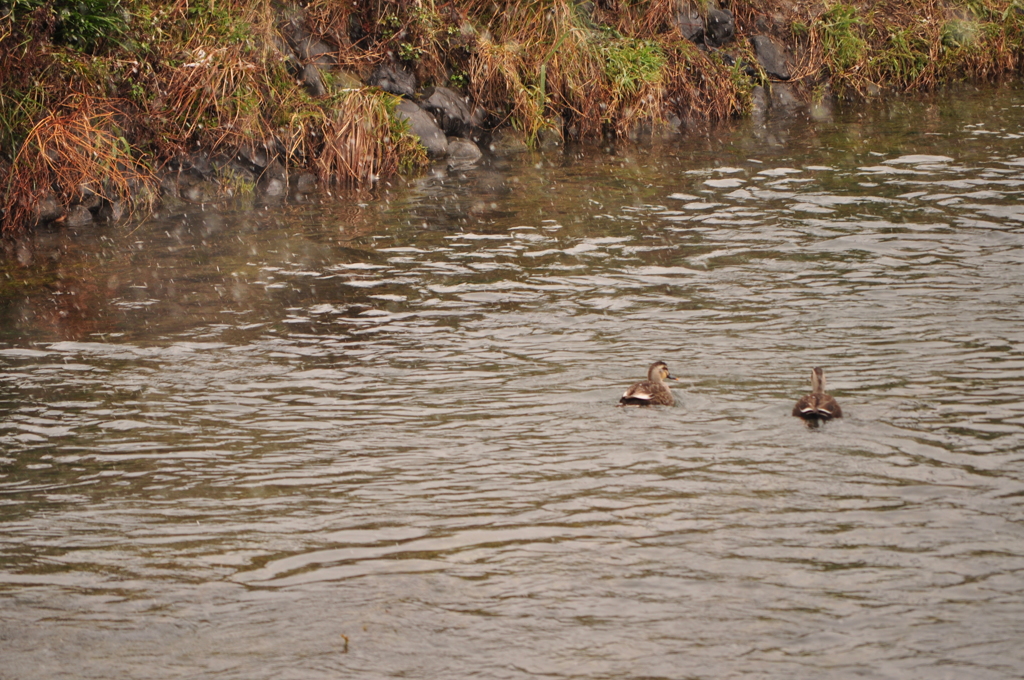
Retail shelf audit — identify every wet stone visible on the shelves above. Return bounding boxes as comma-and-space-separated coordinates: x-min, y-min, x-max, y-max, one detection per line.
421, 87, 475, 138
574, 1, 596, 26
174, 154, 214, 179
258, 161, 287, 197
181, 184, 208, 203
159, 174, 180, 198
770, 82, 804, 113
810, 92, 835, 122
14, 237, 33, 266
65, 204, 93, 227
302, 64, 327, 97
78, 187, 102, 211
33, 192, 63, 223
295, 36, 335, 68
370, 65, 416, 97
282, 16, 335, 68
488, 128, 528, 156
751, 85, 769, 121
446, 138, 482, 169
675, 3, 704, 42
235, 143, 271, 172
395, 99, 447, 158
293, 172, 319, 195
216, 159, 257, 187
538, 120, 563, 149
751, 35, 792, 80
705, 9, 735, 47
96, 199, 124, 223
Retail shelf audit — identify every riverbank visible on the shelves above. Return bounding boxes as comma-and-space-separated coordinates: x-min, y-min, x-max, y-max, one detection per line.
2, 0, 1022, 236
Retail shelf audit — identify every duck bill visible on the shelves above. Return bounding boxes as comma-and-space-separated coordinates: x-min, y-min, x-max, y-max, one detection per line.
666, 373, 681, 382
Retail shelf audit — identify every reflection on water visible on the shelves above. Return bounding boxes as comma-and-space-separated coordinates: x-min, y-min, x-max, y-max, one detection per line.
3, 85, 1024, 679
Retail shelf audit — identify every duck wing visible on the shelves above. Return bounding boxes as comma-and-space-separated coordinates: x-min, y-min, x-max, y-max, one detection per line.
818, 395, 842, 418
793, 394, 842, 419
622, 381, 655, 401
619, 381, 673, 406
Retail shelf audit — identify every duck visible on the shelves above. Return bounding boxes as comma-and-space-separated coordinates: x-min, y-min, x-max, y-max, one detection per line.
619, 361, 680, 406
792, 366, 842, 423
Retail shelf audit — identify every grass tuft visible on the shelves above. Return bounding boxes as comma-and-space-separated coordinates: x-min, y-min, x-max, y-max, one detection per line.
818, 3, 868, 75
284, 90, 426, 189
1, 96, 157, 233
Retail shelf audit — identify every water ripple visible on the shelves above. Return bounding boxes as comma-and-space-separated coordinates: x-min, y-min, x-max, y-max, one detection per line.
4, 87, 1024, 679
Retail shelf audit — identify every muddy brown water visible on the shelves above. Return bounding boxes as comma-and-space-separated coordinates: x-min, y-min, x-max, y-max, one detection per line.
3, 84, 1024, 679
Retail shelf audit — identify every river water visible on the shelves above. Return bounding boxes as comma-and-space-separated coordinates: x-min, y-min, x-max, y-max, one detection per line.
2, 84, 1024, 679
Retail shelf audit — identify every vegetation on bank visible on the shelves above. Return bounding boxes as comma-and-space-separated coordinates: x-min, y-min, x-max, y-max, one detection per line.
1, 0, 1023, 234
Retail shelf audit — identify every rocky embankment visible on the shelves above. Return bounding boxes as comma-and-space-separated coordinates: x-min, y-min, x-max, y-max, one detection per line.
1, 0, 1021, 236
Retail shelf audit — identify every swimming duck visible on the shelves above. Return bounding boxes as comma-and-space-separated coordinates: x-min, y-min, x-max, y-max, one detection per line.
792, 366, 842, 423
619, 361, 680, 406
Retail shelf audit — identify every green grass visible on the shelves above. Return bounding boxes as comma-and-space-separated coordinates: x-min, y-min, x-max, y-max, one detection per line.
872, 27, 930, 86
818, 3, 868, 73
601, 37, 666, 97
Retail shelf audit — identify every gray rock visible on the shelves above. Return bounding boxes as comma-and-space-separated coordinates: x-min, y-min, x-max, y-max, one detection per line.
751, 85, 769, 121
295, 36, 335, 68
574, 1, 596, 27
394, 99, 447, 158
96, 199, 124, 223
656, 114, 684, 140
538, 122, 563, 149
446, 137, 482, 169
175, 153, 214, 179
302, 64, 327, 97
370, 65, 416, 97
470, 106, 487, 131
488, 128, 528, 156
751, 35, 791, 80
258, 161, 287, 197
235, 143, 271, 172
216, 159, 257, 187
78, 185, 102, 210
14, 237, 33, 266
421, 87, 474, 138
66, 204, 93, 227
33, 192, 63, 223
182, 183, 214, 203
274, 34, 296, 61
705, 9, 735, 48
675, 3, 704, 42
770, 83, 803, 113
173, 157, 219, 202
280, 14, 306, 44
293, 172, 319, 194
810, 89, 835, 122
282, 15, 336, 68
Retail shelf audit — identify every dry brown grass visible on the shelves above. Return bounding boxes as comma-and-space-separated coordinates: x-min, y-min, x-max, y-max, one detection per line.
663, 41, 747, 126
469, 37, 548, 141
157, 45, 273, 152
283, 89, 426, 189
2, 96, 156, 234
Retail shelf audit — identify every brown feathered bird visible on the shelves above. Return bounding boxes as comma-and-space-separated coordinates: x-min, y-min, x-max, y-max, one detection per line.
619, 361, 680, 406
792, 367, 842, 423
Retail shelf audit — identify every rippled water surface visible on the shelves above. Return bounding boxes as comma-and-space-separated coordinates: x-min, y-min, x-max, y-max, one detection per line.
3, 85, 1024, 679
